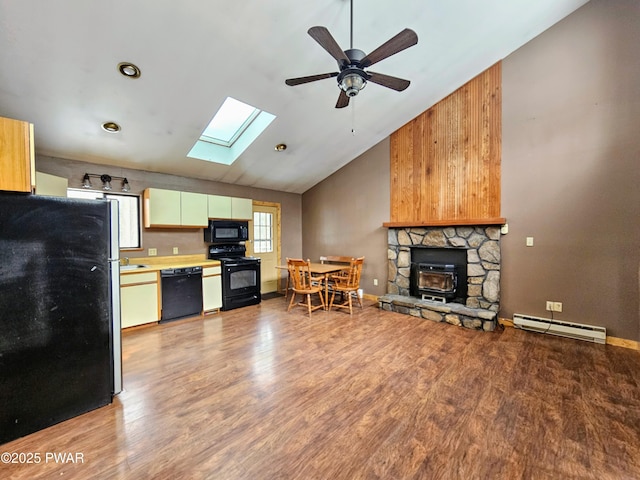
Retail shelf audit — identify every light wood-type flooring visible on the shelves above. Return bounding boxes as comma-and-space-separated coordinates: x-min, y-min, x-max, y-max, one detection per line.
3, 297, 640, 479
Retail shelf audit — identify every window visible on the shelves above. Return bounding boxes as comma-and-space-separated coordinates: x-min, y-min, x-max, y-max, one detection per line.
200, 97, 260, 147
253, 211, 273, 254
67, 189, 141, 250
187, 96, 276, 166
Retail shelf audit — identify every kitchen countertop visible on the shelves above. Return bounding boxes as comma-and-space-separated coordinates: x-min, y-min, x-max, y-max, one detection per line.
120, 254, 220, 274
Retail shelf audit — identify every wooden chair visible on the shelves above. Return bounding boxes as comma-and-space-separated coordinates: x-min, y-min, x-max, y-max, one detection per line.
287, 258, 326, 317
329, 257, 365, 314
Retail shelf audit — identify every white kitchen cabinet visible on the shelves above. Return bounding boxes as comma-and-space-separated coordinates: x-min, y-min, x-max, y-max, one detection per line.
202, 265, 222, 313
207, 194, 252, 220
144, 188, 181, 227
121, 271, 160, 328
207, 194, 232, 219
35, 171, 68, 197
144, 188, 208, 228
231, 197, 253, 220
181, 191, 208, 227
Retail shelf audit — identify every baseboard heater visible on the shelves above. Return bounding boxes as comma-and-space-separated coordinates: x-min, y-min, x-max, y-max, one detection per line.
513, 313, 606, 344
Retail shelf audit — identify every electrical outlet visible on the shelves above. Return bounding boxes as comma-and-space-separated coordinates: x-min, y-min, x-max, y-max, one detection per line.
148, 248, 157, 256
546, 301, 553, 311
373, 278, 378, 286
173, 247, 179, 255
526, 237, 534, 247
553, 302, 563, 313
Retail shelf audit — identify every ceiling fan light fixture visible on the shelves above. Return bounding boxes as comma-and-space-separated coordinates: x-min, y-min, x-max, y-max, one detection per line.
284, 0, 417, 109
340, 72, 366, 97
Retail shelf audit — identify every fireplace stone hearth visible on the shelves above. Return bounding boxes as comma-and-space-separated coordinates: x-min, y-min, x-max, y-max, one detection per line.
379, 226, 501, 331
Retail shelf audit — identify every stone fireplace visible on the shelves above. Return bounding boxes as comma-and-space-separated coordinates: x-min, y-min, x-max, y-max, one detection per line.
379, 226, 501, 331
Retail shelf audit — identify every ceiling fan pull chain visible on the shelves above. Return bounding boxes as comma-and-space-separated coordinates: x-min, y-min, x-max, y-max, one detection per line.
351, 99, 356, 135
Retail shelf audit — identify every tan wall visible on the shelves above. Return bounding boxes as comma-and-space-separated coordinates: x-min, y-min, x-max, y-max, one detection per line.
302, 139, 390, 297
501, 0, 640, 340
36, 155, 303, 261
301, 0, 640, 340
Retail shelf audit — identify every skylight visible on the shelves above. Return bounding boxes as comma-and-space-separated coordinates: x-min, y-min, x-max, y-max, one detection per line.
188, 96, 275, 166
200, 97, 260, 147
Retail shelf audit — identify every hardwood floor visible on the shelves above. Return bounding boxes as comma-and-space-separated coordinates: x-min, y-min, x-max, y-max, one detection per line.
3, 298, 640, 479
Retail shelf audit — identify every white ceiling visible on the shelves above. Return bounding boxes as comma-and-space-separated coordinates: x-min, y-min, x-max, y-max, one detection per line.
0, 0, 588, 194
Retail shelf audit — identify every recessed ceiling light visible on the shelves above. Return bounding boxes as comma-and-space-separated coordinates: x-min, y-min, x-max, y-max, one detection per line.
118, 62, 141, 78
102, 122, 121, 133
275, 143, 287, 152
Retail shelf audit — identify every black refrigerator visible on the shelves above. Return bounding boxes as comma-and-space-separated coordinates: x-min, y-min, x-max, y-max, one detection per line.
0, 192, 122, 445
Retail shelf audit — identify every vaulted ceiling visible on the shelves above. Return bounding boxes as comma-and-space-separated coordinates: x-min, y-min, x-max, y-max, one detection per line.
0, 0, 589, 194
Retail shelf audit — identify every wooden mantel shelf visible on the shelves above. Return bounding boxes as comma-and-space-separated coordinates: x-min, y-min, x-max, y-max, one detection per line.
383, 218, 506, 228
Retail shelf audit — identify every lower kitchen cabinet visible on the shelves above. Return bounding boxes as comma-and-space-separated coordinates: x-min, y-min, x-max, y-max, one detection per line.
121, 272, 160, 328
202, 266, 222, 313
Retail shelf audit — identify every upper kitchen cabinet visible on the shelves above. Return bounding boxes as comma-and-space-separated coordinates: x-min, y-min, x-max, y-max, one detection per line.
35, 171, 68, 197
231, 197, 253, 220
144, 188, 208, 228
208, 194, 252, 220
0, 116, 35, 193
207, 194, 232, 218
144, 188, 180, 226
181, 191, 208, 227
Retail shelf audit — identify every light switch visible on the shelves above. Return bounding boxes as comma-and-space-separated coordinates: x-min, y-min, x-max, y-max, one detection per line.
526, 237, 534, 247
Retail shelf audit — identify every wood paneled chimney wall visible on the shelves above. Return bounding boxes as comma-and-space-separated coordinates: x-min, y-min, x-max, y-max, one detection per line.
385, 62, 505, 227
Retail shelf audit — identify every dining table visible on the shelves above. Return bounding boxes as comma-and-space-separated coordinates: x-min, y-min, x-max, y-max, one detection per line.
276, 262, 349, 309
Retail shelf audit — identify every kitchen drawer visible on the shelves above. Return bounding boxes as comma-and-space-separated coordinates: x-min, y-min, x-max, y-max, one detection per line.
203, 266, 221, 276
121, 271, 158, 285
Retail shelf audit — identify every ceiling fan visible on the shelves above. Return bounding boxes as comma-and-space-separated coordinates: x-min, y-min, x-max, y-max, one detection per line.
285, 0, 418, 109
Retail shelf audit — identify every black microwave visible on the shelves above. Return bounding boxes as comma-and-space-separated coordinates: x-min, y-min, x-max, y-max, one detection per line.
204, 220, 249, 243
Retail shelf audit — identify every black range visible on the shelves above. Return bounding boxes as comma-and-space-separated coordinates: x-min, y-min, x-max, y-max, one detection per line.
208, 243, 261, 311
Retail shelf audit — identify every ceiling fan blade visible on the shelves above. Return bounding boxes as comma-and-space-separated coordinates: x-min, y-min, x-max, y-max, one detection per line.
285, 72, 339, 86
358, 28, 418, 68
335, 90, 350, 109
308, 26, 350, 65
367, 71, 411, 91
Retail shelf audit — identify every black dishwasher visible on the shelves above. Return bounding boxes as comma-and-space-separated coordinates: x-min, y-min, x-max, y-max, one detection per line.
160, 266, 203, 322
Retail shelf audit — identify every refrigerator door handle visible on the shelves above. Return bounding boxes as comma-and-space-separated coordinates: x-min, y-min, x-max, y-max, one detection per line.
108, 200, 123, 395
